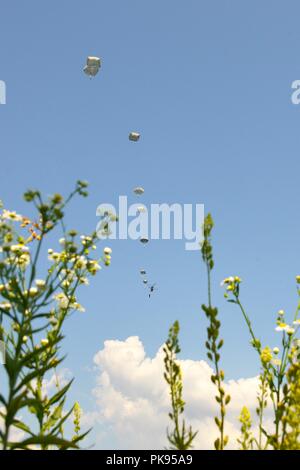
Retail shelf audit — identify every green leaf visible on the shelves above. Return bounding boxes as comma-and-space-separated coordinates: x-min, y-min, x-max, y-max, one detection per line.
9, 435, 79, 450
47, 379, 74, 407
15, 356, 65, 393
50, 406, 74, 435
11, 419, 34, 436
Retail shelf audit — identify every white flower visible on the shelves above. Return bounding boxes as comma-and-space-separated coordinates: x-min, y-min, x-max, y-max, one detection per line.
87, 260, 101, 274
40, 339, 49, 346
220, 276, 235, 286
75, 256, 87, 270
286, 327, 295, 335
61, 280, 71, 288
11, 244, 29, 253
277, 310, 285, 316
0, 302, 12, 311
71, 302, 85, 313
103, 247, 112, 255
54, 293, 69, 309
28, 287, 38, 297
276, 323, 295, 335
35, 279, 46, 289
273, 347, 280, 355
275, 323, 289, 331
2, 209, 22, 221
275, 323, 288, 332
48, 251, 60, 262
81, 235, 92, 246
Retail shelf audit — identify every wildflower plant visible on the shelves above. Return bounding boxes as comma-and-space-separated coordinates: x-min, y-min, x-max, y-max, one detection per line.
201, 214, 230, 450
281, 342, 300, 449
165, 213, 300, 450
222, 272, 300, 449
72, 402, 82, 441
163, 321, 197, 450
237, 406, 254, 450
0, 181, 112, 450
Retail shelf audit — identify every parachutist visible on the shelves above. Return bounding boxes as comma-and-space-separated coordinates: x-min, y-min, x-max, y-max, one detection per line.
148, 284, 157, 298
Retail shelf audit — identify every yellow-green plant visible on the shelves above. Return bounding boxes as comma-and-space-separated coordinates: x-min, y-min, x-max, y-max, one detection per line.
255, 371, 269, 449
163, 321, 197, 450
72, 401, 82, 441
164, 214, 300, 450
281, 343, 300, 449
222, 275, 300, 449
237, 406, 254, 450
0, 181, 112, 450
201, 214, 230, 450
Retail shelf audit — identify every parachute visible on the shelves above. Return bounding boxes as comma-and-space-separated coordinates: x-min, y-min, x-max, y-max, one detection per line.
140, 237, 149, 244
133, 187, 144, 195
129, 132, 140, 142
83, 56, 101, 77
140, 269, 146, 275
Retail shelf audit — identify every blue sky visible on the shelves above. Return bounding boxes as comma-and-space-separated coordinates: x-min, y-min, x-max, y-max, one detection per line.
1, 0, 300, 447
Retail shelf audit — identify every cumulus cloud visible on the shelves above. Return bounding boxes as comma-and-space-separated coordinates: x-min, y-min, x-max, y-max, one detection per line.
84, 336, 273, 450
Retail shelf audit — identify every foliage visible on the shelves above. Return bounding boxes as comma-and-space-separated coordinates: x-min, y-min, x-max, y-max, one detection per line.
237, 407, 254, 450
164, 214, 300, 450
0, 181, 112, 450
201, 214, 230, 450
163, 321, 197, 450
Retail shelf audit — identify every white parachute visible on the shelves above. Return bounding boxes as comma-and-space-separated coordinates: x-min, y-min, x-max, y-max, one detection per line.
129, 132, 140, 142
83, 56, 101, 77
133, 187, 144, 195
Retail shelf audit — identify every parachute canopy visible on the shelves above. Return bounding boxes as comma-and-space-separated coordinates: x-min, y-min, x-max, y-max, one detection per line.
140, 269, 146, 275
133, 187, 144, 195
140, 237, 149, 244
83, 56, 101, 77
143, 279, 148, 284
129, 132, 140, 142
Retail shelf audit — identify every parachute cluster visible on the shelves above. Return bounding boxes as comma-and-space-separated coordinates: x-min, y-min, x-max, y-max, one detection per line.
83, 55, 156, 298
139, 269, 156, 298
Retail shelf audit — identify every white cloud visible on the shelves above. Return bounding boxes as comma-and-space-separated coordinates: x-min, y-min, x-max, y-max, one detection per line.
84, 336, 273, 450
